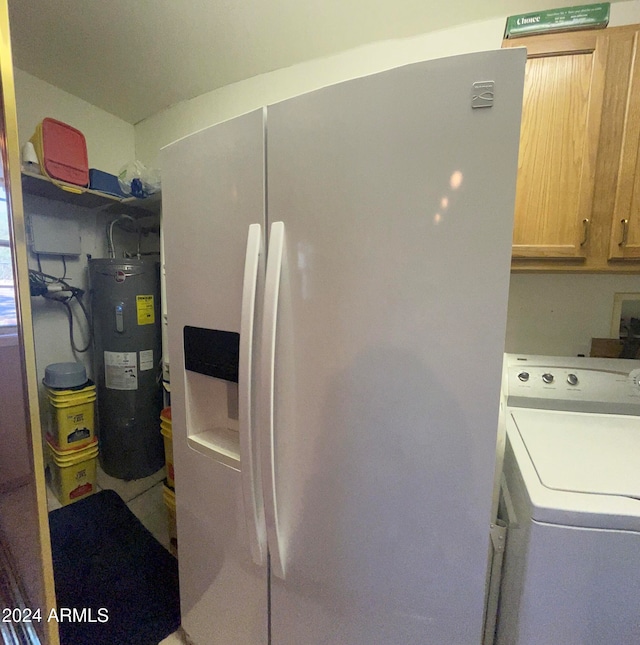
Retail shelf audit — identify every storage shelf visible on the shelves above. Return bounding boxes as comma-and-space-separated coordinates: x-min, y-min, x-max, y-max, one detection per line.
21, 170, 161, 217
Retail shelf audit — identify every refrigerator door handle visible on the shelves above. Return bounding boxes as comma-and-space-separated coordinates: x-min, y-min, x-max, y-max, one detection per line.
260, 220, 286, 579
239, 222, 267, 566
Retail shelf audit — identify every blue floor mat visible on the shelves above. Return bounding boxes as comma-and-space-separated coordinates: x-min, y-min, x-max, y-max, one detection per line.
48, 489, 180, 645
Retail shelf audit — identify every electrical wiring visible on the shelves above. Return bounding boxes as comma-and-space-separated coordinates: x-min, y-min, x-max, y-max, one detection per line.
60, 295, 92, 353
28, 267, 93, 353
29, 267, 64, 294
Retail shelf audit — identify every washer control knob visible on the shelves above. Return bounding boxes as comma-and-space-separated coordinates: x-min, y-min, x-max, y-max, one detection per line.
542, 373, 554, 384
628, 369, 640, 392
567, 373, 579, 386
517, 371, 530, 382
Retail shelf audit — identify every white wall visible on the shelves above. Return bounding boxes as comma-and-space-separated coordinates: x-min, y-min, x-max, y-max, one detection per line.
134, 0, 640, 358
14, 68, 135, 175
134, 16, 509, 166
25, 196, 105, 381
506, 274, 640, 356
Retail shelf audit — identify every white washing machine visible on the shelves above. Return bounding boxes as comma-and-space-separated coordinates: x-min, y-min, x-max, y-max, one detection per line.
496, 354, 640, 645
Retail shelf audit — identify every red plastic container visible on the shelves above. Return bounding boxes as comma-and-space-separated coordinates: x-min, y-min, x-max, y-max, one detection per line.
30, 118, 89, 186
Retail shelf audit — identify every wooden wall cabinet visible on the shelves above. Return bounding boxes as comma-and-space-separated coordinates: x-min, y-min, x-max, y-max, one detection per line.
504, 25, 640, 272
608, 28, 640, 261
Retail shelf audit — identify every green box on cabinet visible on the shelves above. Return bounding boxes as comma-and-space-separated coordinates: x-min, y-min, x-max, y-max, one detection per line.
504, 3, 609, 38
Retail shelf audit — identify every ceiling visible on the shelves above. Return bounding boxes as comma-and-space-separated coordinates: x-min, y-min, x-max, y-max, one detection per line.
6, 0, 619, 124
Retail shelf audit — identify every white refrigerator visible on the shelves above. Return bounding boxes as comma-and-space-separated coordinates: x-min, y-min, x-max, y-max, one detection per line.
161, 49, 525, 645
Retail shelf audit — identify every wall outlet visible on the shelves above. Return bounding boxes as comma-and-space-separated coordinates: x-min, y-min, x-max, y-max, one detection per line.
611, 293, 640, 339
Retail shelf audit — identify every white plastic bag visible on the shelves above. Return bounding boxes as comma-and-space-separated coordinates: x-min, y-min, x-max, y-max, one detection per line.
118, 161, 161, 198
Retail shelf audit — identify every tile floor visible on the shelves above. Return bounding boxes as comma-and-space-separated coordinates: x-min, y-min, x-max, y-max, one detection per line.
47, 464, 184, 644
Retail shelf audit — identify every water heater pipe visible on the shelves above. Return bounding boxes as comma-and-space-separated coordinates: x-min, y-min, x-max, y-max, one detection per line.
107, 214, 141, 259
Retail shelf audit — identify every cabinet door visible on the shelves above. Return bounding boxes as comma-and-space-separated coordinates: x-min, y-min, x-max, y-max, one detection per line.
608, 30, 640, 260
504, 31, 607, 260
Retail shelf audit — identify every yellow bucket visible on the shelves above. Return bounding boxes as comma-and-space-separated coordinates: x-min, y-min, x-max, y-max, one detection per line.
162, 482, 177, 557
160, 407, 174, 488
47, 438, 98, 506
44, 382, 96, 450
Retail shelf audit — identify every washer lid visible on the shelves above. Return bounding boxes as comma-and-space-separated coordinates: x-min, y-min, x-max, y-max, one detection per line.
511, 408, 640, 498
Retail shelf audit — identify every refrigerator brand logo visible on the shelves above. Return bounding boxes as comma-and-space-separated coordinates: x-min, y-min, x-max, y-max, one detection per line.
115, 270, 126, 283
472, 81, 495, 109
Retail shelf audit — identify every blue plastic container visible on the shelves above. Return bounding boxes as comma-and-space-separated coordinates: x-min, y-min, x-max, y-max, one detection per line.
89, 168, 128, 198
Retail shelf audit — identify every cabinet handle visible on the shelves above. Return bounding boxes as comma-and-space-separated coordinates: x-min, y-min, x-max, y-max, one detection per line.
580, 218, 589, 246
619, 219, 629, 247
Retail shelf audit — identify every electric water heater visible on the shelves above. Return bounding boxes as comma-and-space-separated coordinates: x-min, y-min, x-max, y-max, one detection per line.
89, 258, 163, 480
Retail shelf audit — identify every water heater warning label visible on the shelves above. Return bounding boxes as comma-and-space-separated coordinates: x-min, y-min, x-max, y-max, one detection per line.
136, 295, 155, 325
104, 351, 138, 390
139, 349, 154, 371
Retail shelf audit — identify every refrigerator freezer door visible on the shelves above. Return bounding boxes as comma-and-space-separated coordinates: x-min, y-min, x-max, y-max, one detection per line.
161, 109, 268, 644
265, 50, 525, 644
